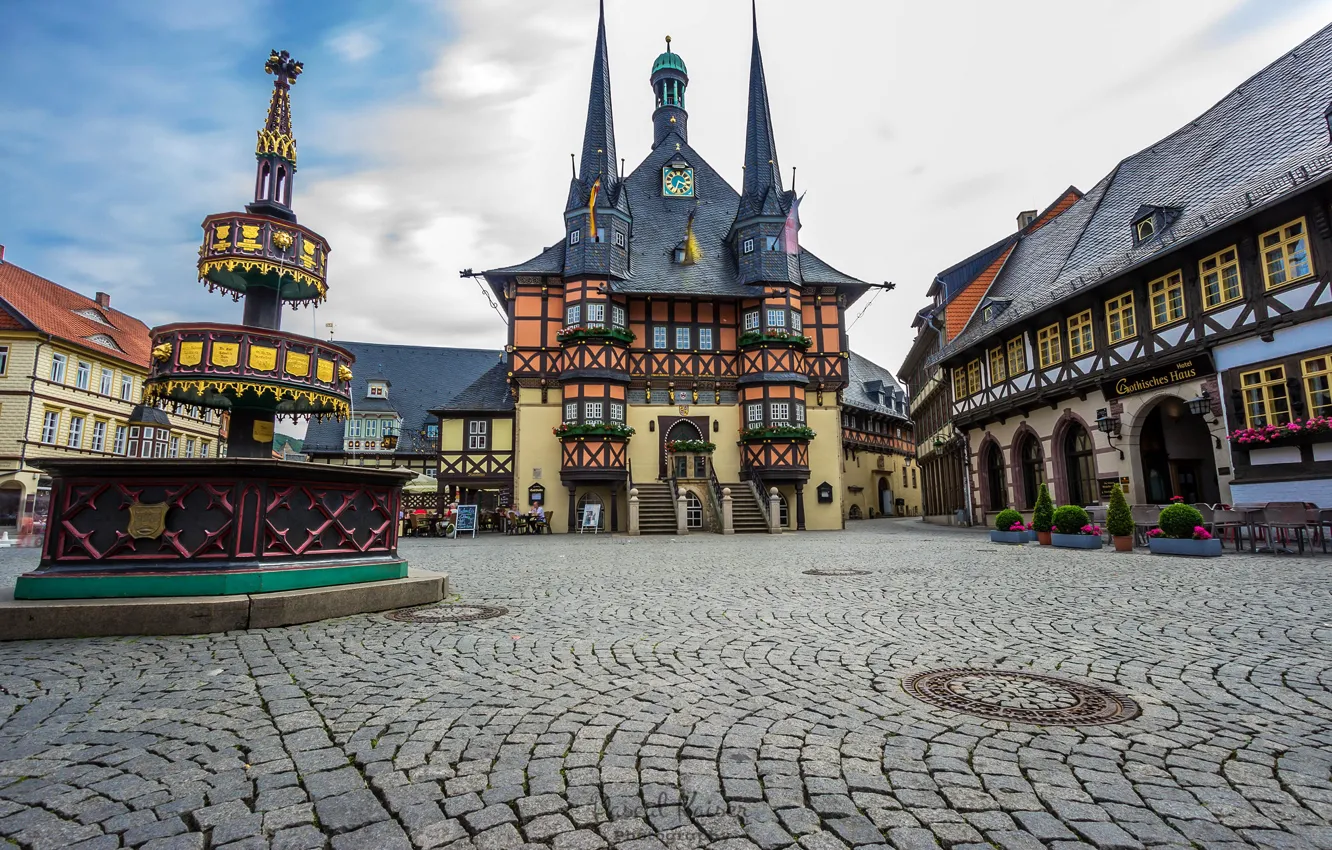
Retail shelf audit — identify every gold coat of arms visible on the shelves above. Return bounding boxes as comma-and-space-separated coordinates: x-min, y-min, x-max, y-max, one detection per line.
127, 502, 169, 540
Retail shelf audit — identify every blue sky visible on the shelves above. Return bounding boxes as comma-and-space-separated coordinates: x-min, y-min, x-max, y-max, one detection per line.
4, 0, 1332, 380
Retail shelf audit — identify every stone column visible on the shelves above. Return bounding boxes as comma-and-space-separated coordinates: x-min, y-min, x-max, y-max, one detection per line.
769, 487, 782, 534
676, 487, 688, 535
795, 483, 807, 531
722, 487, 734, 535
628, 488, 640, 536
610, 486, 619, 533
567, 485, 577, 534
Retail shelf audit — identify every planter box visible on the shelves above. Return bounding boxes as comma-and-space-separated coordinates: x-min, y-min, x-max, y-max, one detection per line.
1148, 537, 1222, 557
1051, 533, 1103, 550
1024, 530, 1039, 543
989, 530, 1027, 545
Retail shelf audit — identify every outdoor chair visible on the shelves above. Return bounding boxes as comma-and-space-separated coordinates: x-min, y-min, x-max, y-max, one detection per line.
1257, 502, 1314, 554
1131, 505, 1159, 545
1209, 508, 1248, 551
531, 512, 552, 534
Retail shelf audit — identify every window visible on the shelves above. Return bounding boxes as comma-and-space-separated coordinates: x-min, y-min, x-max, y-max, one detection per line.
699, 328, 713, 350
794, 403, 805, 424
565, 402, 577, 422
609, 403, 624, 422
966, 360, 981, 396
1006, 337, 1026, 375
41, 411, 58, 444
675, 327, 690, 349
1304, 355, 1332, 418
1260, 218, 1313, 289
121, 375, 133, 400
75, 362, 91, 390
200, 441, 210, 458
0, 346, 8, 376
685, 492, 703, 529
613, 231, 626, 248
771, 402, 790, 422
653, 327, 668, 349
1149, 271, 1185, 327
1135, 217, 1155, 242
989, 346, 1007, 383
569, 229, 581, 246
114, 425, 126, 455
743, 311, 760, 331
584, 402, 603, 423
983, 305, 995, 323
1241, 365, 1291, 428
747, 403, 764, 425
953, 367, 967, 399
99, 368, 113, 395
468, 420, 488, 450
67, 416, 84, 448
764, 235, 781, 251
1067, 310, 1093, 357
184, 438, 195, 458
348, 419, 361, 438
143, 427, 154, 442
51, 353, 67, 383
91, 421, 106, 452
586, 303, 605, 326
742, 238, 755, 254
912, 468, 917, 488
1037, 324, 1061, 368
566, 305, 580, 326
170, 436, 180, 457
612, 305, 626, 327
791, 311, 802, 333
367, 383, 387, 398
1200, 247, 1243, 309
426, 424, 439, 438
365, 419, 380, 439
1105, 293, 1136, 343
766, 308, 786, 328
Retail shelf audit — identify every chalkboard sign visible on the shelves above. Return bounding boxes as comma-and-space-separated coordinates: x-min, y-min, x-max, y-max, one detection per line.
579, 503, 601, 534
453, 504, 478, 538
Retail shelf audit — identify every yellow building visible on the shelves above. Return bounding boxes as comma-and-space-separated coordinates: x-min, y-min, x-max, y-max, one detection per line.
0, 258, 228, 533
841, 353, 920, 520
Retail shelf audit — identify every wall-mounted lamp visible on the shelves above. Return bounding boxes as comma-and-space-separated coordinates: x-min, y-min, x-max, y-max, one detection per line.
1187, 390, 1224, 448
1096, 409, 1124, 460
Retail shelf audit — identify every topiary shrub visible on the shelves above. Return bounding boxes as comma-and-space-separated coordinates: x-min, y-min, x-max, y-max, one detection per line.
1053, 504, 1090, 535
1106, 484, 1133, 538
1032, 484, 1054, 532
1158, 502, 1204, 539
994, 508, 1023, 532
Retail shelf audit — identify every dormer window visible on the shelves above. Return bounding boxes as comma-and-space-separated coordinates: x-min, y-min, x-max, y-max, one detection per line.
367, 382, 388, 399
1132, 205, 1181, 246
982, 305, 995, 323
1135, 218, 1155, 242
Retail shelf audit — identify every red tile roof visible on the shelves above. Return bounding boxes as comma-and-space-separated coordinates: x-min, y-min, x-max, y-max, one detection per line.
945, 244, 1014, 343
0, 261, 152, 367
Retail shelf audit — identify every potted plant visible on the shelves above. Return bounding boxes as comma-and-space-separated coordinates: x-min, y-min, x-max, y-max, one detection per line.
1051, 505, 1102, 549
1032, 484, 1054, 545
1106, 484, 1134, 552
990, 508, 1027, 544
1147, 503, 1222, 557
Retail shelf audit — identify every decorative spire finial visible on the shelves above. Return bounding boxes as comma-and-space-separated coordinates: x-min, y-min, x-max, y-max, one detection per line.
665, 35, 672, 52
257, 49, 302, 164
265, 49, 303, 86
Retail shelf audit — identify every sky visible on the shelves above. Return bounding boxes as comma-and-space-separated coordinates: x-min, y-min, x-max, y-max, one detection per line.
4, 0, 1332, 421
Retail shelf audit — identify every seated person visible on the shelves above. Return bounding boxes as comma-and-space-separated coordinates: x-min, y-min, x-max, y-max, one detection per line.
531, 503, 545, 521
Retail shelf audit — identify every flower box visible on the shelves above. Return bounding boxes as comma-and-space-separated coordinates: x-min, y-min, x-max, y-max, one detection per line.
1148, 537, 1222, 557
989, 530, 1027, 545
555, 326, 635, 344
737, 330, 813, 350
553, 422, 635, 439
739, 426, 817, 442
1051, 533, 1102, 550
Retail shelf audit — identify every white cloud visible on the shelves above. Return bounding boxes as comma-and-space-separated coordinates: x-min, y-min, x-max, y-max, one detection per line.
328, 28, 381, 63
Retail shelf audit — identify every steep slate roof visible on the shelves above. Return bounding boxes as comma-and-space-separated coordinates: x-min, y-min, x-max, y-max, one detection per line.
844, 351, 910, 421
932, 22, 1332, 364
734, 2, 789, 223
303, 342, 504, 454
0, 261, 152, 367
433, 361, 514, 414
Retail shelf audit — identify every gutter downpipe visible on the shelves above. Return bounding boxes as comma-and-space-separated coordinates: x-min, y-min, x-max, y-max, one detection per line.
924, 308, 973, 526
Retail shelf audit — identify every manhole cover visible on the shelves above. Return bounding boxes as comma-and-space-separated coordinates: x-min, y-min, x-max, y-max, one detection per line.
803, 569, 870, 576
386, 604, 508, 623
902, 668, 1140, 726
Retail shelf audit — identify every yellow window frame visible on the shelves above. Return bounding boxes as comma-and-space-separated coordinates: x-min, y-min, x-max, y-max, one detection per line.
1006, 336, 1026, 375
1067, 310, 1093, 357
1240, 365, 1290, 428
1260, 217, 1314, 290
989, 346, 1007, 383
1303, 354, 1332, 418
1104, 292, 1136, 343
1037, 323, 1061, 368
953, 367, 967, 400
1199, 246, 1243, 309
966, 360, 981, 396
1148, 270, 1185, 328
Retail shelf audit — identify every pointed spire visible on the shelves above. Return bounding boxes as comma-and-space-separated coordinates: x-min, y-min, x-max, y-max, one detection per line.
257, 50, 302, 165
578, 0, 617, 187
740, 0, 782, 209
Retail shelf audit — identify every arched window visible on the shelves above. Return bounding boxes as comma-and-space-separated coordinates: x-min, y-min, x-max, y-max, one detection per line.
575, 492, 606, 531
778, 494, 791, 528
1063, 424, 1097, 507
685, 492, 703, 528
848, 504, 862, 520
1019, 435, 1045, 509
276, 165, 287, 204
260, 162, 272, 200
983, 443, 1007, 511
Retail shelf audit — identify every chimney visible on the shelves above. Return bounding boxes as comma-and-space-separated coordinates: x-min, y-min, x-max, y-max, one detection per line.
0, 245, 5, 265
1017, 210, 1038, 229
95, 292, 111, 308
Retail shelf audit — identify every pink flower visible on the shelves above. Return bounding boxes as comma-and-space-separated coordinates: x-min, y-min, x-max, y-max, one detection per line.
1192, 526, 1213, 541
1146, 528, 1164, 538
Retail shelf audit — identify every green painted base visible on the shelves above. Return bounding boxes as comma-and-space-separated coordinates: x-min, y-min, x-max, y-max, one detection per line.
13, 560, 409, 600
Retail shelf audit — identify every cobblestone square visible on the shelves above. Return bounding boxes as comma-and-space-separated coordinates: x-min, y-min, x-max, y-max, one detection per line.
2, 520, 1331, 849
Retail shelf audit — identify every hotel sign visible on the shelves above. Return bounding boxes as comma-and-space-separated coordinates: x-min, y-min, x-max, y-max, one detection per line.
1103, 354, 1213, 400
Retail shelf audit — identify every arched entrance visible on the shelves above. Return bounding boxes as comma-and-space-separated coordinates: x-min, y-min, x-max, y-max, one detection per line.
981, 441, 1007, 511
1063, 423, 1097, 507
878, 476, 893, 516
1015, 433, 1045, 509
660, 417, 705, 479
0, 482, 22, 528
1138, 396, 1220, 504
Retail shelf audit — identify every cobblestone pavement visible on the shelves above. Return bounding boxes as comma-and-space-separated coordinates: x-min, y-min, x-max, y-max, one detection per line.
2, 519, 1331, 850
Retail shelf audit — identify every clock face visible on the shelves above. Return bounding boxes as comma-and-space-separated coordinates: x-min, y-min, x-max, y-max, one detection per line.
662, 167, 695, 197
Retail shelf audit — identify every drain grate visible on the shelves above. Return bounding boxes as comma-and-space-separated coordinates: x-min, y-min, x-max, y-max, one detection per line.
386, 604, 509, 623
902, 668, 1140, 726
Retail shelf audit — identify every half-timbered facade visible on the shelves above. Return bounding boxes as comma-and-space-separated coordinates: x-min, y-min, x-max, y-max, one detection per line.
481, 6, 876, 532
931, 24, 1332, 518
430, 362, 516, 509
841, 353, 918, 519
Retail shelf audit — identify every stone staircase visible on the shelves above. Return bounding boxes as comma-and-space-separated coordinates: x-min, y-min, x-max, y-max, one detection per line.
633, 482, 678, 534
721, 483, 772, 533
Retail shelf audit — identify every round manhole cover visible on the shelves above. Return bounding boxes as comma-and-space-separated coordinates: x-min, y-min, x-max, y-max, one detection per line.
902, 668, 1140, 726
386, 604, 508, 623
803, 569, 870, 577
